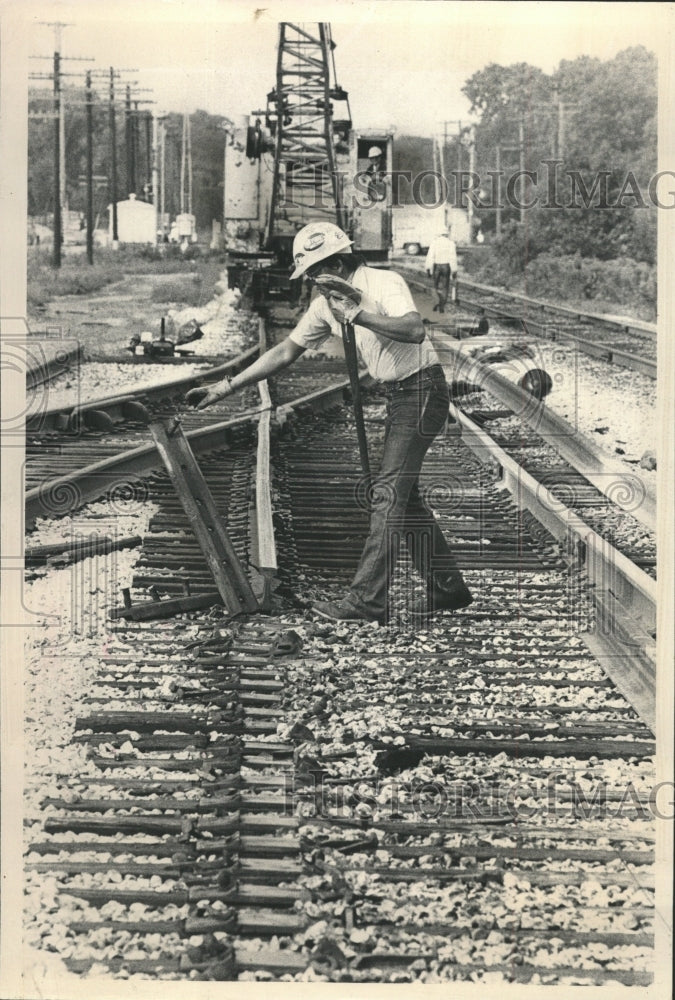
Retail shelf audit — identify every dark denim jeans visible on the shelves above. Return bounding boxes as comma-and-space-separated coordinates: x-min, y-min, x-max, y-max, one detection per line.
348, 364, 467, 619
432, 263, 450, 308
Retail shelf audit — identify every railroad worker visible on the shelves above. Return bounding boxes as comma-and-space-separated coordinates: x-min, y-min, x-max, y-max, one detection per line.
425, 230, 458, 313
187, 221, 472, 625
473, 307, 489, 336
364, 145, 387, 203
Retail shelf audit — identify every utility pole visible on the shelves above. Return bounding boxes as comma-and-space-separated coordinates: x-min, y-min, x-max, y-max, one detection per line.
52, 50, 62, 268
495, 144, 502, 238
160, 119, 166, 237
187, 113, 193, 217
144, 111, 153, 199
518, 118, 526, 224
133, 100, 141, 196
180, 112, 194, 217
152, 114, 160, 239
85, 69, 94, 264
125, 84, 135, 196
37, 22, 70, 266
437, 134, 447, 216
180, 114, 187, 215
109, 68, 119, 246
467, 124, 476, 237
30, 33, 93, 267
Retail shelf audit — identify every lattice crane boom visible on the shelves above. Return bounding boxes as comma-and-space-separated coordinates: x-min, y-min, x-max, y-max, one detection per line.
264, 22, 351, 248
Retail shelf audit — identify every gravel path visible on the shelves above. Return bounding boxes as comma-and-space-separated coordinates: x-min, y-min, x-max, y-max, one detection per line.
33, 269, 257, 411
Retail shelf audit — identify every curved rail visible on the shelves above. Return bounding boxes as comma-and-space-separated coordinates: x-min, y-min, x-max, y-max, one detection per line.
26, 320, 657, 983
24, 377, 357, 528
26, 344, 260, 434
25, 343, 83, 392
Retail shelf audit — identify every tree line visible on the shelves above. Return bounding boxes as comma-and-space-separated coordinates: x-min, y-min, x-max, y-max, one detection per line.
461, 45, 657, 264
28, 45, 656, 268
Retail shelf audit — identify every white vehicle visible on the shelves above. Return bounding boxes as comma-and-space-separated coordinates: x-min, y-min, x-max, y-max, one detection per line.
393, 204, 470, 255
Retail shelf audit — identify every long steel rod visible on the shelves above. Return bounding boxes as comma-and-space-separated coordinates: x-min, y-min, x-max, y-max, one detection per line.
340, 321, 370, 485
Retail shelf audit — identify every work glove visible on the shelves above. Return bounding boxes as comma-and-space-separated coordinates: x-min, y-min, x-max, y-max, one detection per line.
313, 275, 376, 324
325, 294, 362, 325
186, 378, 234, 410
313, 274, 361, 301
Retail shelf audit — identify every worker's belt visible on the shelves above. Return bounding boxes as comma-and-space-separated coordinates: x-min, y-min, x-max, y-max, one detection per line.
384, 364, 446, 393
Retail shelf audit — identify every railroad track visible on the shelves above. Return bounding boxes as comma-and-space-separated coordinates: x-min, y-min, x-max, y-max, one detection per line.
394, 264, 657, 380
24, 342, 84, 393
25, 310, 657, 985
429, 332, 656, 577
26, 321, 656, 588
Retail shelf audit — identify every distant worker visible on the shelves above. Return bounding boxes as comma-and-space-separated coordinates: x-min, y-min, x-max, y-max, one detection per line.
425, 230, 458, 312
474, 307, 489, 336
475, 227, 485, 245
364, 145, 387, 202
187, 221, 472, 625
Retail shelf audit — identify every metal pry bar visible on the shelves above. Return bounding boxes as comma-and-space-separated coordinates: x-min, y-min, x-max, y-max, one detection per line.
340, 321, 371, 486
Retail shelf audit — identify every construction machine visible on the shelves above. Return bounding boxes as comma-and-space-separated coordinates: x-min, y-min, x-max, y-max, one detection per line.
223, 22, 393, 307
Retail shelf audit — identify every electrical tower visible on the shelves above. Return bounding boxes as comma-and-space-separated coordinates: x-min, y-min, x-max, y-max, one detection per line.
264, 22, 351, 248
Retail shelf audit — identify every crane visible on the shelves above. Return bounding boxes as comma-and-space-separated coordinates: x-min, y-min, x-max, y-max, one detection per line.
263, 22, 351, 255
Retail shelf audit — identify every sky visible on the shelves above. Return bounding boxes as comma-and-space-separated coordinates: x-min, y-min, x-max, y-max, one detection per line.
13, 0, 669, 139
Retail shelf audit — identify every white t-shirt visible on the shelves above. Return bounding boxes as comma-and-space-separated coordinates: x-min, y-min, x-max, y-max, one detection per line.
288, 265, 440, 383
425, 236, 458, 271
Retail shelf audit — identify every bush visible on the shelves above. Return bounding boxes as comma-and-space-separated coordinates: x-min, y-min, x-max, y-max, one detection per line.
462, 246, 656, 320
522, 254, 656, 318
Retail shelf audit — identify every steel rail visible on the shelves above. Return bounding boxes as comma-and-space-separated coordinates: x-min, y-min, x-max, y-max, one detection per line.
433, 334, 657, 532
450, 399, 655, 731
26, 329, 654, 726
395, 264, 657, 379
457, 274, 656, 341
26, 344, 260, 433
25, 343, 83, 392
24, 378, 356, 528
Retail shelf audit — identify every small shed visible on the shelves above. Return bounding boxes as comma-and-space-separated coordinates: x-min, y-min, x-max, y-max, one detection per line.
110, 194, 156, 244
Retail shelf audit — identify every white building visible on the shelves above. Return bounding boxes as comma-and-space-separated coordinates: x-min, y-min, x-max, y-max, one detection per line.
109, 194, 156, 244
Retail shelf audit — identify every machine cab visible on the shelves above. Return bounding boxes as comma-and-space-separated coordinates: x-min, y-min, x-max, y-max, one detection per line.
346, 132, 393, 261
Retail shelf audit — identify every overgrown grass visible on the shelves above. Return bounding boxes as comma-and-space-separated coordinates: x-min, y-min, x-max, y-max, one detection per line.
27, 244, 226, 312
150, 275, 203, 305
27, 252, 124, 309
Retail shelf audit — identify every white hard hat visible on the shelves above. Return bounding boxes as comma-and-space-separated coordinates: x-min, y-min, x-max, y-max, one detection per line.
368, 146, 383, 158
290, 221, 353, 280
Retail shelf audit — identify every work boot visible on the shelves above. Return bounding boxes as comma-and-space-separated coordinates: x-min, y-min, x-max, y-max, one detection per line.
313, 598, 384, 625
410, 579, 473, 621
